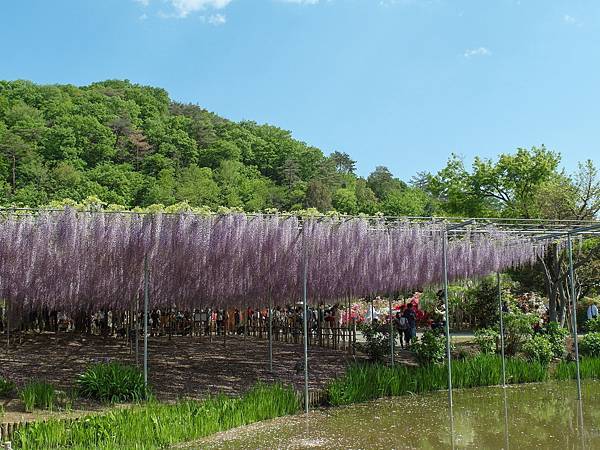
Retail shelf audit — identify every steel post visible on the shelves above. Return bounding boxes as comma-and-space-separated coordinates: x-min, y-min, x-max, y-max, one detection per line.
498, 273, 507, 387
567, 233, 582, 400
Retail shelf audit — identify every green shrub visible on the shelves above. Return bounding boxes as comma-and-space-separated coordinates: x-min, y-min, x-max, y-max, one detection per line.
522, 335, 553, 365
545, 322, 569, 358
0, 377, 16, 398
20, 381, 56, 412
579, 332, 600, 357
474, 328, 498, 354
503, 311, 536, 355
356, 323, 394, 363
77, 362, 149, 403
586, 317, 600, 333
412, 330, 447, 365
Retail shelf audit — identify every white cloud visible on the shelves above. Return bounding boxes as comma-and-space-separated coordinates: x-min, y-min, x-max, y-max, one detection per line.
208, 13, 227, 25
135, 0, 232, 18
563, 14, 582, 26
278, 0, 320, 4
464, 47, 491, 58
170, 0, 232, 17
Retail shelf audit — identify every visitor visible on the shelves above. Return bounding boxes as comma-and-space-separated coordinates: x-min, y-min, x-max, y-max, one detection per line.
199, 308, 208, 335
193, 309, 201, 336
431, 302, 445, 332
587, 303, 598, 321
234, 308, 241, 334
394, 312, 408, 349
216, 309, 224, 335
403, 303, 417, 347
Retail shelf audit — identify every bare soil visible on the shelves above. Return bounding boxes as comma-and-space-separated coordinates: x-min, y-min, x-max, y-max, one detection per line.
0, 332, 371, 423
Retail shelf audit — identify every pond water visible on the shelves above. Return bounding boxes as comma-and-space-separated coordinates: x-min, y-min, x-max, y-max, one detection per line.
192, 381, 600, 449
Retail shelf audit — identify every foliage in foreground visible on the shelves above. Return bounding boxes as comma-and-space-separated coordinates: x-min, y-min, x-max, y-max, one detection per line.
0, 376, 16, 398
579, 333, 600, 357
77, 362, 148, 403
412, 329, 447, 365
522, 335, 554, 365
326, 354, 600, 406
356, 323, 394, 363
586, 318, 600, 333
544, 322, 569, 358
474, 328, 498, 354
20, 381, 56, 412
13, 383, 300, 450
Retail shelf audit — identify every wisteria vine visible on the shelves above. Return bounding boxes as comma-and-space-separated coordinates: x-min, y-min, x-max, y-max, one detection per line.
0, 209, 546, 311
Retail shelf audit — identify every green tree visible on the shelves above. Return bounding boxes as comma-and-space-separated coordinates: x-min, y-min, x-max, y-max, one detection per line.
367, 166, 407, 201
175, 164, 220, 207
333, 187, 358, 214
429, 147, 560, 217
329, 151, 356, 174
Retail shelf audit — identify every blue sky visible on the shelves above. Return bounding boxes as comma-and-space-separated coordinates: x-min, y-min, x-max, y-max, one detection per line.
1, 0, 598, 180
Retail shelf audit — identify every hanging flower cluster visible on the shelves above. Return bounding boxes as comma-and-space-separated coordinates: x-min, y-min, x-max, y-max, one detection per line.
0, 209, 546, 311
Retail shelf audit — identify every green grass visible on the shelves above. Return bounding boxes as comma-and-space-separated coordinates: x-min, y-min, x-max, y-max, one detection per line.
0, 376, 16, 398
20, 381, 56, 412
13, 383, 300, 450
12, 357, 600, 449
77, 362, 149, 403
328, 355, 559, 406
554, 357, 600, 380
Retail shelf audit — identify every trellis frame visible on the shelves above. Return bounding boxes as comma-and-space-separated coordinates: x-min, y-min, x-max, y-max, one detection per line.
0, 207, 598, 419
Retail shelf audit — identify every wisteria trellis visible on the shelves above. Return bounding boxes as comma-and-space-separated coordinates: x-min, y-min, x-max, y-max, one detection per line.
0, 209, 547, 312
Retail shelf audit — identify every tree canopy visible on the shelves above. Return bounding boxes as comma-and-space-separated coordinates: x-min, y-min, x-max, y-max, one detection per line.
0, 79, 597, 223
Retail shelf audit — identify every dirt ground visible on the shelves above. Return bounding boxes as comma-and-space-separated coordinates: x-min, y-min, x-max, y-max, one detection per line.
0, 332, 352, 423
0, 332, 419, 424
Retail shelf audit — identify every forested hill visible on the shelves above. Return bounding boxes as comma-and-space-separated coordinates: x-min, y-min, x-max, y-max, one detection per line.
0, 79, 426, 215
1, 79, 596, 220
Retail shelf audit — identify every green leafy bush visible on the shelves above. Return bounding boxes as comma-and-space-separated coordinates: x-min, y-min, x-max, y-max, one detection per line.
0, 377, 16, 398
356, 323, 393, 363
503, 311, 537, 355
20, 381, 56, 412
474, 328, 498, 354
77, 362, 149, 403
579, 332, 600, 357
522, 335, 553, 365
586, 317, 600, 333
545, 322, 569, 358
412, 330, 447, 365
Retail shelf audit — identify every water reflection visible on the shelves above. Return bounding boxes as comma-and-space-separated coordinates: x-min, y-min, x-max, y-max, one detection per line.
191, 381, 600, 449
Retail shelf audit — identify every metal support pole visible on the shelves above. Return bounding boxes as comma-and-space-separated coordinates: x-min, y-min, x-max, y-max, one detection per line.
143, 255, 149, 387
442, 230, 453, 406
389, 297, 394, 366
498, 273, 507, 388
244, 305, 248, 341
135, 298, 139, 367
442, 229, 455, 449
502, 387, 510, 450
347, 296, 351, 354
5, 299, 9, 349
302, 231, 309, 414
567, 233, 582, 400
268, 298, 273, 372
